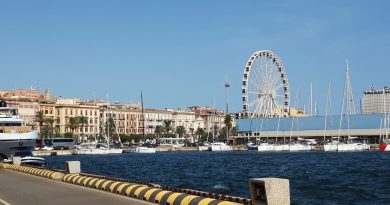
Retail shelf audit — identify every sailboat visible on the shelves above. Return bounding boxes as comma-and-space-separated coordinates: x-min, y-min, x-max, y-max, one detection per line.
323, 82, 338, 151
127, 91, 156, 153
247, 112, 275, 152
74, 94, 123, 155
336, 61, 370, 151
273, 116, 289, 151
288, 88, 313, 151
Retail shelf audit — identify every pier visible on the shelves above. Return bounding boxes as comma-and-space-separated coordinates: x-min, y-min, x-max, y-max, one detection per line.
0, 159, 290, 205
0, 168, 153, 205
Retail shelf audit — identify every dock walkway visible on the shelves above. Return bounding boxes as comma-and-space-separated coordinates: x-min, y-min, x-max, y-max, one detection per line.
0, 168, 154, 205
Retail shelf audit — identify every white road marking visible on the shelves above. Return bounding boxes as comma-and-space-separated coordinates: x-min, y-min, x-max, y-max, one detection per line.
0, 198, 11, 205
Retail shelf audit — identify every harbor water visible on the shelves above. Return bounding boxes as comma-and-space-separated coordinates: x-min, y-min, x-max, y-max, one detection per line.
44, 151, 390, 205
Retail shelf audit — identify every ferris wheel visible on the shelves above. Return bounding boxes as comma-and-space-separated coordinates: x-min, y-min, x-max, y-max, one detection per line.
242, 50, 290, 118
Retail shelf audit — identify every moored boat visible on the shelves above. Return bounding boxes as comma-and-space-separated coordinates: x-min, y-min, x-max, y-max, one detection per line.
210, 142, 233, 151
126, 146, 156, 153
0, 101, 38, 159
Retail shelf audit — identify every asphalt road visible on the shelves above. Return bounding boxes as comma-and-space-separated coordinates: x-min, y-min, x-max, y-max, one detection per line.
0, 169, 155, 205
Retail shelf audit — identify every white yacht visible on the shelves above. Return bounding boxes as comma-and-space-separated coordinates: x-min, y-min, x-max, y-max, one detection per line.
127, 146, 156, 154
273, 144, 290, 151
0, 101, 38, 159
247, 143, 274, 151
289, 142, 314, 151
209, 142, 233, 151
337, 140, 370, 152
323, 142, 339, 151
74, 143, 122, 155
198, 142, 211, 151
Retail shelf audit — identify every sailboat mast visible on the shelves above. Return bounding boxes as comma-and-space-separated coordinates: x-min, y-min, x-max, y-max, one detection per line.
384, 88, 388, 140
324, 82, 331, 142
310, 82, 313, 116
106, 93, 110, 149
141, 91, 145, 139
93, 92, 97, 143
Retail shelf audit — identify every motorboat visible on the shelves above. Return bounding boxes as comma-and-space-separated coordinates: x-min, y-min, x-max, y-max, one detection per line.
337, 143, 370, 151
3, 156, 47, 167
74, 143, 122, 155
20, 156, 47, 166
209, 142, 233, 151
323, 143, 338, 151
198, 142, 211, 151
247, 143, 274, 151
273, 144, 290, 151
127, 146, 156, 154
289, 142, 313, 151
0, 101, 38, 160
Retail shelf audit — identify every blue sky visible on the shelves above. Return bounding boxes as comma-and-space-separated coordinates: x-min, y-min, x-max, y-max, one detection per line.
1, 1, 389, 114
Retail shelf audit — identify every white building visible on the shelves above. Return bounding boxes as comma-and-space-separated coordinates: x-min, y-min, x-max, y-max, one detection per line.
361, 86, 390, 114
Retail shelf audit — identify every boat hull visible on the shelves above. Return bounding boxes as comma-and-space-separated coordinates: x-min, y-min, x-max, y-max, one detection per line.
289, 144, 313, 151
379, 143, 390, 151
210, 144, 233, 152
0, 130, 37, 159
74, 148, 123, 155
324, 144, 338, 151
198, 146, 210, 151
337, 143, 370, 151
248, 143, 274, 151
127, 147, 156, 153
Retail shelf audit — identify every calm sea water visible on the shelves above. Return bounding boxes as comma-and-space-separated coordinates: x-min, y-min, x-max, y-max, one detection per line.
44, 151, 390, 205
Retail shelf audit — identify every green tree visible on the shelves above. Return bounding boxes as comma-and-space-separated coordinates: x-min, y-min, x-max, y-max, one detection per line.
34, 111, 45, 147
77, 116, 88, 142
154, 125, 164, 144
224, 114, 233, 140
163, 120, 173, 136
195, 127, 205, 142
66, 117, 79, 137
105, 117, 117, 142
219, 127, 227, 141
175, 126, 187, 145
44, 117, 55, 137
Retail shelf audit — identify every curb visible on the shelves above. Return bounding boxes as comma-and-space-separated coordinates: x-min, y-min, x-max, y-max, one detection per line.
62, 173, 244, 205
0, 163, 65, 180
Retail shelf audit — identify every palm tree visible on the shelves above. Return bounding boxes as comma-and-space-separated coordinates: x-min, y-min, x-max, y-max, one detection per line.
175, 126, 187, 145
77, 116, 88, 142
105, 117, 116, 143
155, 125, 164, 144
163, 120, 173, 137
224, 114, 233, 140
44, 117, 55, 138
66, 117, 79, 138
34, 111, 45, 147
195, 127, 205, 142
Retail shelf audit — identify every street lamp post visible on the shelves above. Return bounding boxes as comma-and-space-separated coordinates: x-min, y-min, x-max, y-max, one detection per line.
224, 79, 230, 140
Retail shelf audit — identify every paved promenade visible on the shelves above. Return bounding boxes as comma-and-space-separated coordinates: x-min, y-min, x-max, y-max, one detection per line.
0, 169, 155, 205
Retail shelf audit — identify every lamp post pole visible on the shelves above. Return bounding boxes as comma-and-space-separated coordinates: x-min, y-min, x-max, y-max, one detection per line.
224, 80, 230, 140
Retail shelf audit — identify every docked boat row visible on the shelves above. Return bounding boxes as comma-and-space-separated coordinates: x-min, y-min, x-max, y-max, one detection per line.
198, 142, 233, 151
247, 142, 314, 152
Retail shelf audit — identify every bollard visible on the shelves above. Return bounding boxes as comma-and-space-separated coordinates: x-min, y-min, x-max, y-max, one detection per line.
249, 178, 290, 205
12, 157, 21, 165
65, 161, 81, 174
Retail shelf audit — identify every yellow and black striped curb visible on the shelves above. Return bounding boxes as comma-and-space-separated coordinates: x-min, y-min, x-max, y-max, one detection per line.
63, 174, 244, 205
0, 162, 65, 180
